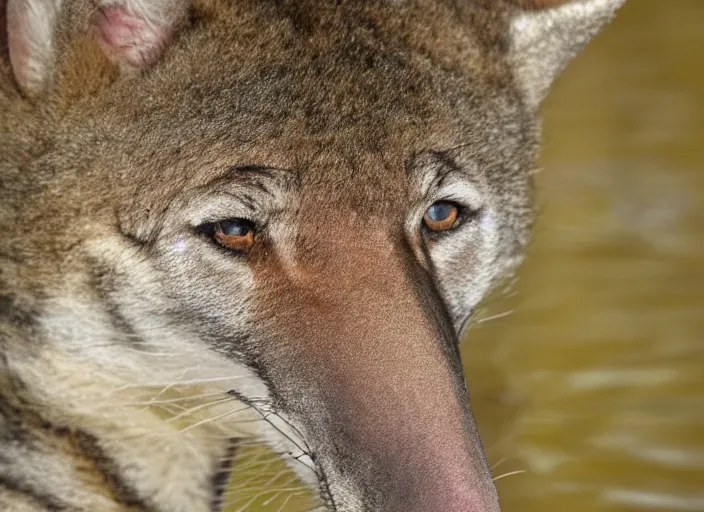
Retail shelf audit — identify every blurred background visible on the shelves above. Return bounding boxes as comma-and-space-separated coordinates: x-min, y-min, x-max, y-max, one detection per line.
226, 1, 704, 510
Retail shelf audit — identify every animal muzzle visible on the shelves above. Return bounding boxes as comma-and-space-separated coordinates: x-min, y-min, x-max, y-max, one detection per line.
262, 240, 501, 511
309, 300, 500, 511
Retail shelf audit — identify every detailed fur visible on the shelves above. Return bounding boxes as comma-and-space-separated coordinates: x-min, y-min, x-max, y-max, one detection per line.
0, 1, 624, 511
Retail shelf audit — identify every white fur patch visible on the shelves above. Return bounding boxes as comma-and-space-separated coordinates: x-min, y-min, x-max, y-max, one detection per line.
27, 302, 259, 512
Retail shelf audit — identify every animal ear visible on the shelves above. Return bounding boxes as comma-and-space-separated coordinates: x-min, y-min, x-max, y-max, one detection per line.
508, 0, 626, 109
6, 0, 62, 93
89, 1, 189, 72
5, 0, 189, 95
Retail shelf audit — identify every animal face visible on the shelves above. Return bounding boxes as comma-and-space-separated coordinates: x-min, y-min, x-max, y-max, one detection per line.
0, 1, 624, 511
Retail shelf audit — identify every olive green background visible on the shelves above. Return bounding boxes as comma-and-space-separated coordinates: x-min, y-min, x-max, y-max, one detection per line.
225, 1, 704, 510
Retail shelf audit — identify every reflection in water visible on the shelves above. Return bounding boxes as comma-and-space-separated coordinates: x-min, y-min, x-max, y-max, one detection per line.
226, 1, 704, 510
467, 1, 704, 511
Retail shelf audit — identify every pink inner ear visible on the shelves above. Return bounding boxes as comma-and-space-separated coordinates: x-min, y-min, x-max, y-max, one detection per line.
91, 6, 175, 70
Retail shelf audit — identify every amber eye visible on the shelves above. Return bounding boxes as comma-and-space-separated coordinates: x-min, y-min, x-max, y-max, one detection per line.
423, 201, 460, 232
210, 219, 255, 251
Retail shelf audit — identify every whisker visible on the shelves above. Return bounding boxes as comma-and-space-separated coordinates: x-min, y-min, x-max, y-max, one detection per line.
490, 457, 508, 470
475, 309, 514, 324
114, 375, 251, 392
237, 398, 315, 475
275, 491, 305, 512
492, 469, 526, 482
166, 397, 235, 423
231, 483, 305, 511
122, 390, 226, 407
179, 405, 252, 433
228, 458, 279, 479
231, 457, 288, 488
261, 487, 306, 507
230, 481, 296, 502
148, 369, 223, 401
262, 411, 311, 454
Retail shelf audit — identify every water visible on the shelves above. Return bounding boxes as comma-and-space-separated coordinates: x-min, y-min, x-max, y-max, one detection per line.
226, 1, 704, 510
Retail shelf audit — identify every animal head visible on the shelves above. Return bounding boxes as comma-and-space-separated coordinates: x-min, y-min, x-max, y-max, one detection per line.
0, 1, 623, 510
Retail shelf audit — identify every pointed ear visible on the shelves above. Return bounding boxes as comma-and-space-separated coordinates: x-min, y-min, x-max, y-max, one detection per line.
7, 0, 63, 93
6, 0, 189, 96
509, 0, 626, 109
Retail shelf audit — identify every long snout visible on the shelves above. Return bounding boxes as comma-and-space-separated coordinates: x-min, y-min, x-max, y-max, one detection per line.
262, 233, 500, 511
309, 284, 498, 511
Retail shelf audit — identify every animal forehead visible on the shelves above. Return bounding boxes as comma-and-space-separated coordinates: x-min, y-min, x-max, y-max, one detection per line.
297, 174, 406, 221
275, 139, 464, 208
124, 0, 508, 134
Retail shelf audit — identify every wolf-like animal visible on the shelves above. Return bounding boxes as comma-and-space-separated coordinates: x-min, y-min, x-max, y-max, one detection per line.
0, 1, 624, 510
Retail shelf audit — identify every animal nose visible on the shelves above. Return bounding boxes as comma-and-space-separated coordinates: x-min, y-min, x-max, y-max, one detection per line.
294, 292, 502, 512
374, 423, 501, 512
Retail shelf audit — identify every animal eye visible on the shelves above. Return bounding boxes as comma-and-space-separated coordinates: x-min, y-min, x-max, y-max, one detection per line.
207, 219, 255, 251
423, 201, 460, 232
